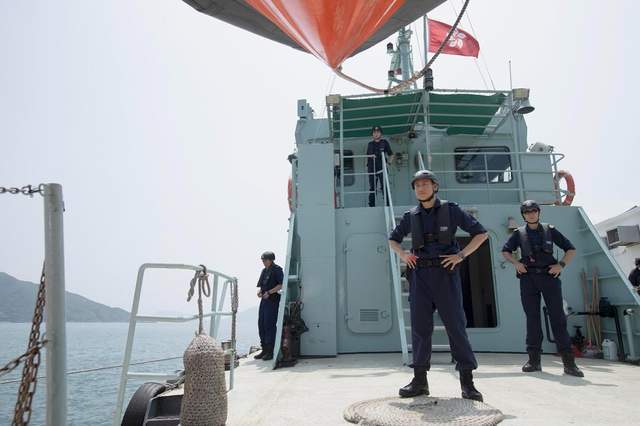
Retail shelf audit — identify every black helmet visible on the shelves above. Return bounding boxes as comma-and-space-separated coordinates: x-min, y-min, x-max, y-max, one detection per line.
520, 200, 541, 214
372, 125, 383, 134
261, 251, 275, 261
411, 170, 438, 189
635, 258, 640, 267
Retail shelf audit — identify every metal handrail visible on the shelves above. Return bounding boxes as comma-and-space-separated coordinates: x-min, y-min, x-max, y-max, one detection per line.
112, 263, 238, 425
381, 161, 409, 364
272, 212, 296, 369
338, 150, 566, 207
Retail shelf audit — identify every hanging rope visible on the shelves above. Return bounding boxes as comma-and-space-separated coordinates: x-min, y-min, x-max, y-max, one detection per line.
230, 279, 239, 351
187, 265, 211, 335
334, 0, 471, 94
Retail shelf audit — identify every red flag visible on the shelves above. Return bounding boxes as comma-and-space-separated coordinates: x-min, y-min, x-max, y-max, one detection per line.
428, 19, 479, 58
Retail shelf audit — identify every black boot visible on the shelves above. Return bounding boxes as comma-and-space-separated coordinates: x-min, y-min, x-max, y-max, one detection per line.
261, 345, 274, 361
460, 370, 483, 402
522, 351, 542, 372
561, 352, 584, 377
399, 367, 429, 398
254, 345, 266, 359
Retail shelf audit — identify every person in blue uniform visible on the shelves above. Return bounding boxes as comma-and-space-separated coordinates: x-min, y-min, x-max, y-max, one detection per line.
366, 125, 393, 207
389, 170, 488, 401
254, 251, 283, 361
501, 200, 583, 377
628, 259, 640, 294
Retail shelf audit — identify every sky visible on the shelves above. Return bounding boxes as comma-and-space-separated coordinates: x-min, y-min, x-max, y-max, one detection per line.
1, 0, 638, 314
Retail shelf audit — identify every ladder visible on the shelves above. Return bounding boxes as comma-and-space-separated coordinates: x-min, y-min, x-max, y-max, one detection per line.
397, 250, 452, 357
382, 160, 450, 365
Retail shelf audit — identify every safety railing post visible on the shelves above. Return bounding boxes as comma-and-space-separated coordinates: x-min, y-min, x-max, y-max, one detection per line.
382, 161, 408, 364
483, 153, 491, 203
43, 183, 67, 426
339, 98, 345, 208
209, 273, 220, 337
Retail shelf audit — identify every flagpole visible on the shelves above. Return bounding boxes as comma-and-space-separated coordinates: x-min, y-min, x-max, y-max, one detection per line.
422, 14, 432, 169
423, 14, 428, 65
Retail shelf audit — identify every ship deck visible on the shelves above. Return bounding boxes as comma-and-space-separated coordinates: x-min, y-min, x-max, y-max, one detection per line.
227, 352, 638, 425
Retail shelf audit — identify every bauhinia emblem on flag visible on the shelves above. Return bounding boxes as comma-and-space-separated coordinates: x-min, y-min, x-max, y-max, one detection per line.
428, 18, 480, 58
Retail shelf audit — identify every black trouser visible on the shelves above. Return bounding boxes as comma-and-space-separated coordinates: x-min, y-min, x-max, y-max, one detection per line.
409, 266, 478, 371
519, 272, 571, 353
368, 169, 388, 207
258, 297, 279, 347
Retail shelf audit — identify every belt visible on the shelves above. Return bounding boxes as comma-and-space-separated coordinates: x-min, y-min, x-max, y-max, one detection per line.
524, 266, 550, 274
415, 257, 442, 268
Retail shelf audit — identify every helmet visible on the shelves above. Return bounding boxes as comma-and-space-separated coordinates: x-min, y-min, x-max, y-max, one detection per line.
261, 251, 275, 261
635, 258, 640, 267
372, 125, 383, 134
520, 200, 541, 214
411, 170, 438, 189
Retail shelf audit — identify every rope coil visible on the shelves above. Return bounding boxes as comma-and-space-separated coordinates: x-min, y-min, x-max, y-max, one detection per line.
187, 265, 211, 335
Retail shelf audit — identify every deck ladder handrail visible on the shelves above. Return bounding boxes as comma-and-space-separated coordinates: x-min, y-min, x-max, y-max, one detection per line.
382, 160, 409, 364
272, 212, 297, 369
112, 263, 238, 425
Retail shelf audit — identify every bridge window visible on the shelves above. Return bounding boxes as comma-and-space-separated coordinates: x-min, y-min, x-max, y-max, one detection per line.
454, 146, 513, 184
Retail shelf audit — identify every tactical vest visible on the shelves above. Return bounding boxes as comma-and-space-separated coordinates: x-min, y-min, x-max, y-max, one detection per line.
518, 223, 553, 258
410, 201, 451, 251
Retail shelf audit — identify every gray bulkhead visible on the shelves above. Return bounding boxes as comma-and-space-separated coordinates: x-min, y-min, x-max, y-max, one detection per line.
290, 98, 640, 360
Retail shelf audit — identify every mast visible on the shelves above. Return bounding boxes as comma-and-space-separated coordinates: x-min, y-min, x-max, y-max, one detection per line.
387, 27, 417, 90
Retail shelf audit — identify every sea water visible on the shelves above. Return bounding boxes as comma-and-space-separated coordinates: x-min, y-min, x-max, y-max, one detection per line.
0, 322, 254, 425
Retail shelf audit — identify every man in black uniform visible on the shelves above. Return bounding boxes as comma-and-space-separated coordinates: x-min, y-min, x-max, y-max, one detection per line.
389, 170, 488, 402
366, 125, 393, 207
628, 259, 640, 294
501, 200, 583, 377
254, 251, 283, 361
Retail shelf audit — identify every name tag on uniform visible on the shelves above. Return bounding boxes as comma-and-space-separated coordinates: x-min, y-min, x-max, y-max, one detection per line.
440, 226, 448, 232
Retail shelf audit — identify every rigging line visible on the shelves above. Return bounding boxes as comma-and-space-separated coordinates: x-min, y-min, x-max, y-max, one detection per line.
447, 0, 488, 90
0, 355, 184, 385
412, 22, 424, 69
456, 0, 496, 90
334, 0, 471, 94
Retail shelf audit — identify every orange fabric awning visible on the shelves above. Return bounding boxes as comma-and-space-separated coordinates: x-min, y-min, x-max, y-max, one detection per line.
245, 0, 406, 69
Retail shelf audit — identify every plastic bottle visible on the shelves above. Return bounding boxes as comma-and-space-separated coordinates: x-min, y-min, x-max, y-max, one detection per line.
602, 339, 618, 361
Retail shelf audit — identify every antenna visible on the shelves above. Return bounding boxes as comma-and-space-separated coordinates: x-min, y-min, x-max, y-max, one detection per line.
508, 60, 513, 91
386, 27, 417, 91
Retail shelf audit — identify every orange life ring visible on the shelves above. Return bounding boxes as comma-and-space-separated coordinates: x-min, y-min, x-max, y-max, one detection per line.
287, 177, 294, 212
554, 170, 575, 206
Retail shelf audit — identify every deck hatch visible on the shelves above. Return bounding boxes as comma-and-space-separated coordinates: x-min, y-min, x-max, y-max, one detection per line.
345, 233, 392, 334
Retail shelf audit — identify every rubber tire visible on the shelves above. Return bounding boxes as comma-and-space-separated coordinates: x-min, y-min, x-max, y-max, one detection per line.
121, 382, 167, 426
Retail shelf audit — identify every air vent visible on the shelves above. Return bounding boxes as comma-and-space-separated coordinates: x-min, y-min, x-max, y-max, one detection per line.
606, 225, 640, 248
360, 309, 379, 322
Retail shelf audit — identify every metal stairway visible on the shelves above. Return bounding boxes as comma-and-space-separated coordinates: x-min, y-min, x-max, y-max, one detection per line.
396, 222, 452, 357
381, 160, 450, 365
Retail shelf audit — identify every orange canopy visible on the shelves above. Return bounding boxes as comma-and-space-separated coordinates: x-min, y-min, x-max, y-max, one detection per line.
182, 1, 446, 68
245, 0, 405, 69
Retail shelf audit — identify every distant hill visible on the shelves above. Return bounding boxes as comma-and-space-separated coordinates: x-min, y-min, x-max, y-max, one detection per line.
0, 272, 129, 322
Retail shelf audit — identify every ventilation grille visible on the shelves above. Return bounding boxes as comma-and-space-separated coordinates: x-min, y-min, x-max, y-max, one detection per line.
360, 309, 379, 322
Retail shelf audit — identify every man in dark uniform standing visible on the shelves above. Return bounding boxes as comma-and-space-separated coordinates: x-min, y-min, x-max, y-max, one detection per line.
254, 251, 283, 361
389, 170, 488, 402
628, 258, 640, 294
501, 200, 584, 377
366, 125, 393, 207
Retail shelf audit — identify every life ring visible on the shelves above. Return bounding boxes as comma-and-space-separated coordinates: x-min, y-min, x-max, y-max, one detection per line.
554, 170, 575, 206
287, 177, 294, 212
